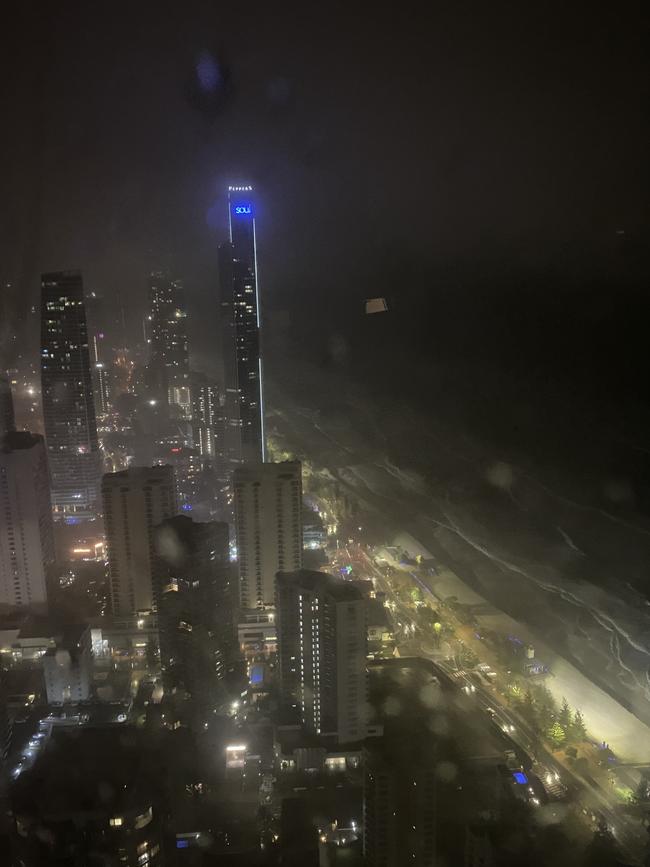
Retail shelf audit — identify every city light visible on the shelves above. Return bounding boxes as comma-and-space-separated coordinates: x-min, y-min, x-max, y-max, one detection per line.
2, 29, 641, 865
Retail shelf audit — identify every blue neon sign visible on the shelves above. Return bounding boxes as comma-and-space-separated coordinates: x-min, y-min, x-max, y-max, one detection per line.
233, 204, 252, 215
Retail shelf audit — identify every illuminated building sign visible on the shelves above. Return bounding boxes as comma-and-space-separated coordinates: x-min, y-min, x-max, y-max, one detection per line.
233, 204, 252, 215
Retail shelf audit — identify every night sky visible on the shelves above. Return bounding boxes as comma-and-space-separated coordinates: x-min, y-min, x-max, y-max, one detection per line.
2, 3, 649, 400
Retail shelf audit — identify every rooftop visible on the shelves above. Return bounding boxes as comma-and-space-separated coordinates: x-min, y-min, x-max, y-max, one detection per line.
232, 460, 301, 483
0, 431, 44, 454
0, 613, 55, 641
277, 570, 364, 603
101, 464, 174, 488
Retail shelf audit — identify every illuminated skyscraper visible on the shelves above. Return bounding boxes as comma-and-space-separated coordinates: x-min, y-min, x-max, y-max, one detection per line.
191, 371, 224, 462
40, 271, 100, 518
102, 465, 176, 615
218, 185, 265, 465
147, 273, 190, 415
277, 570, 367, 743
233, 461, 302, 609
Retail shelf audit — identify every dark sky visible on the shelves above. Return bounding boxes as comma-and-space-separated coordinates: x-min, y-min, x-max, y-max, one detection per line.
2, 2, 649, 381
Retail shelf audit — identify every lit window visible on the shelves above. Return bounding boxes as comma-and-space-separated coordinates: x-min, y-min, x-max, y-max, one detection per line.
134, 806, 153, 829
109, 817, 123, 827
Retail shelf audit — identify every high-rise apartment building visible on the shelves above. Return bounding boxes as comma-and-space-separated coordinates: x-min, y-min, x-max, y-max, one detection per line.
219, 185, 265, 465
40, 271, 100, 518
191, 372, 224, 462
147, 272, 190, 415
233, 461, 302, 609
364, 746, 438, 867
0, 373, 16, 437
277, 570, 367, 744
0, 432, 54, 611
102, 466, 176, 615
156, 515, 231, 720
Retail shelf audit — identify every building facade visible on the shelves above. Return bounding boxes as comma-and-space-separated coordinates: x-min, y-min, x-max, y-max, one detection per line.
146, 272, 190, 415
364, 747, 438, 867
42, 624, 92, 704
102, 466, 176, 616
0, 432, 54, 611
191, 372, 224, 463
277, 570, 367, 744
156, 515, 231, 722
0, 372, 16, 438
40, 271, 100, 518
219, 185, 265, 466
233, 461, 302, 609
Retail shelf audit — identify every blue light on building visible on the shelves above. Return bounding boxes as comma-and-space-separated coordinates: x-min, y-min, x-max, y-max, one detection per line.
250, 664, 264, 685
220, 184, 266, 464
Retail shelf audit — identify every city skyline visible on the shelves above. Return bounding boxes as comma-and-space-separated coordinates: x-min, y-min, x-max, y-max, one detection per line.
1, 6, 649, 864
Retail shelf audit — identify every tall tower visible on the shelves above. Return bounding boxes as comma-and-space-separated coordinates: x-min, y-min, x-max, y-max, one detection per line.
40, 271, 100, 519
156, 515, 231, 721
147, 273, 190, 416
218, 185, 265, 466
0, 432, 54, 611
233, 461, 302, 609
191, 372, 224, 462
277, 570, 368, 743
102, 465, 176, 615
